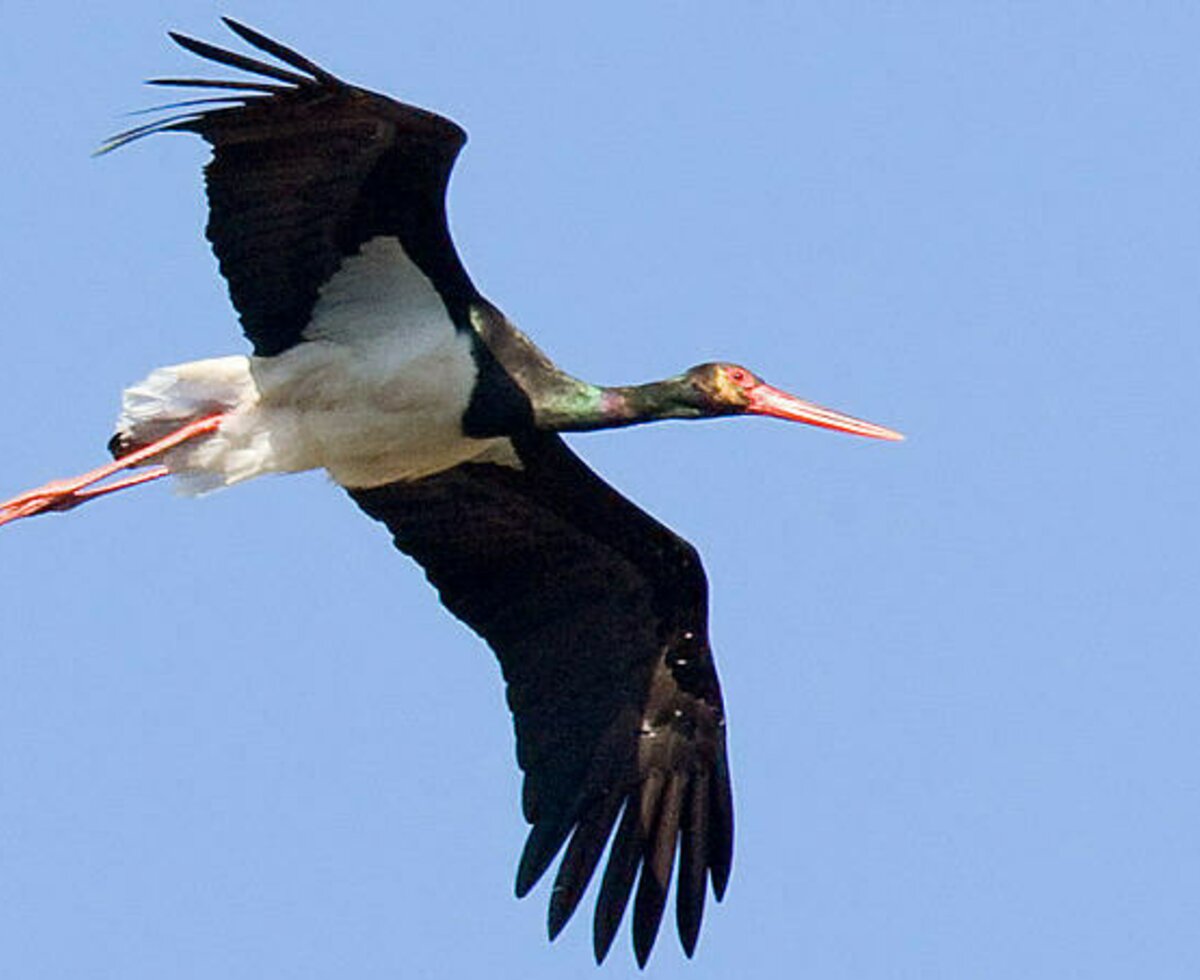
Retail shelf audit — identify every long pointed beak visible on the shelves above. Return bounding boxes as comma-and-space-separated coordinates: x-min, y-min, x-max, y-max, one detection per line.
746, 384, 904, 441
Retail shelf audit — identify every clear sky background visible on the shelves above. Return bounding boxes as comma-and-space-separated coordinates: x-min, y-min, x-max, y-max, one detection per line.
2, 3, 1198, 978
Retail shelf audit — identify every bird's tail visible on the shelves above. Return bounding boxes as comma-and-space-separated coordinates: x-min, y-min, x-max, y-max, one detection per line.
111, 356, 267, 495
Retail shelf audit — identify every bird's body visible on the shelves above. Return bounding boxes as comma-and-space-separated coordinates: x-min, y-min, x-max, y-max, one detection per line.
1, 20, 901, 966
114, 236, 501, 492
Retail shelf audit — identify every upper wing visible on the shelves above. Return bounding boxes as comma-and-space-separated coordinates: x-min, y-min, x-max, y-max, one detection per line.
104, 18, 477, 356
349, 433, 733, 966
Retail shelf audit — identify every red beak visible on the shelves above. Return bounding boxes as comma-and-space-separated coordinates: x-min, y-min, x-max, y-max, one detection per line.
746, 383, 904, 441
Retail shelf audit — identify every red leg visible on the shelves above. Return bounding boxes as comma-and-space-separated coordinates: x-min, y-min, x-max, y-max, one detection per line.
0, 414, 224, 528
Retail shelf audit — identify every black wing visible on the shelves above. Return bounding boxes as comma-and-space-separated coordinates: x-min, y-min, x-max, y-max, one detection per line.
350, 433, 733, 966
104, 18, 477, 356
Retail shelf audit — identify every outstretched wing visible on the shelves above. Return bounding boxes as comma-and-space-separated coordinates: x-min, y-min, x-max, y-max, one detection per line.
350, 433, 733, 966
104, 18, 477, 356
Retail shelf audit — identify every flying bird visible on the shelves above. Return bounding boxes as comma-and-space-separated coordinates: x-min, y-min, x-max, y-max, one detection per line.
0, 20, 902, 966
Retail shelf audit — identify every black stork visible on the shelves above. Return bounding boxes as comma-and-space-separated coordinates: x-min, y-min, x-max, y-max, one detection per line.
0, 20, 902, 966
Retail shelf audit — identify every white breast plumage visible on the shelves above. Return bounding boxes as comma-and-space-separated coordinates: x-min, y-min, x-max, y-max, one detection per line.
113, 236, 505, 493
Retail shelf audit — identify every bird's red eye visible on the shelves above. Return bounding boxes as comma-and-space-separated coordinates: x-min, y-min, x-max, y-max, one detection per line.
727, 367, 750, 387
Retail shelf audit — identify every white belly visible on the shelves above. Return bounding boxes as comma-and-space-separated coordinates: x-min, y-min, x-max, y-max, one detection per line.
113, 236, 511, 494
253, 331, 498, 488
113, 333, 499, 494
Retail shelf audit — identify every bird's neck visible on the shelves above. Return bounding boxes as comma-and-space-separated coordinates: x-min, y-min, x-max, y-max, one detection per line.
466, 304, 704, 434
535, 376, 703, 432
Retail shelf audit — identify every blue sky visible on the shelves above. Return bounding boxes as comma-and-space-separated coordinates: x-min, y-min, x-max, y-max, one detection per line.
2, 3, 1198, 977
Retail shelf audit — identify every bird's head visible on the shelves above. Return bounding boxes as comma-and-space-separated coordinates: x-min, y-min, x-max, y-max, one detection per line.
680, 362, 904, 441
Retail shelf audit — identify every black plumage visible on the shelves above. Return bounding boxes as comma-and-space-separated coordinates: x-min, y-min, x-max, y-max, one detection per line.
351, 431, 732, 965
107, 18, 476, 355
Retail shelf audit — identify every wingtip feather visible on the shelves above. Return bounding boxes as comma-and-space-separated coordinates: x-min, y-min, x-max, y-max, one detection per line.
166, 29, 313, 87
709, 770, 734, 901
546, 793, 624, 942
592, 798, 644, 963
515, 817, 572, 898
631, 773, 682, 967
220, 17, 340, 84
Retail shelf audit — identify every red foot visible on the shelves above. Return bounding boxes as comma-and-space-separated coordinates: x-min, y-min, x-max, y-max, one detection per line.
0, 414, 224, 528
